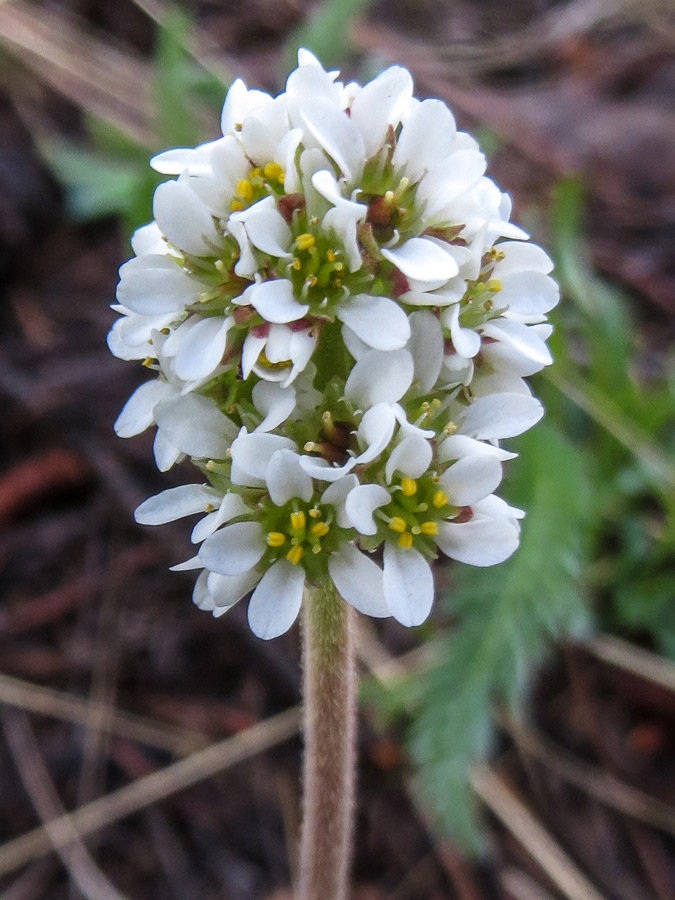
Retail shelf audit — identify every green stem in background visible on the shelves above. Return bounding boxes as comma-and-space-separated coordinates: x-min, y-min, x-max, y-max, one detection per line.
298, 581, 357, 900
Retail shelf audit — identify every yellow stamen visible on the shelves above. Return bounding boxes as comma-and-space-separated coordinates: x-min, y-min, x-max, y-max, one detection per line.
296, 233, 316, 251
263, 161, 284, 182
388, 517, 407, 533
398, 531, 413, 549
290, 511, 306, 531
488, 278, 502, 292
142, 356, 154, 367
433, 490, 449, 508
235, 179, 254, 201
204, 503, 215, 513
205, 460, 216, 470
308, 508, 321, 519
230, 199, 244, 211
267, 532, 286, 547
444, 422, 458, 435
286, 545, 304, 565
292, 258, 302, 270
311, 522, 329, 538
400, 477, 417, 497
305, 274, 317, 287
420, 521, 439, 535
251, 166, 263, 178
326, 249, 336, 262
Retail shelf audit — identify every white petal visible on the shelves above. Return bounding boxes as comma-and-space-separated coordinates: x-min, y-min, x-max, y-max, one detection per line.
385, 436, 432, 482
231, 431, 296, 484
436, 517, 519, 566
439, 434, 517, 463
232, 196, 292, 258
208, 568, 261, 609
345, 484, 390, 535
116, 255, 200, 315
442, 304, 481, 358
458, 393, 544, 440
356, 403, 396, 464
284, 328, 317, 384
242, 332, 267, 379
267, 449, 314, 506
496, 272, 560, 316
153, 429, 183, 472
153, 178, 218, 256
345, 349, 414, 407
299, 98, 365, 182
114, 379, 173, 437
299, 456, 356, 482
493, 241, 554, 276
383, 544, 434, 627
248, 560, 304, 639
135, 484, 220, 525
328, 544, 389, 617
381, 237, 458, 283
481, 319, 553, 368
172, 316, 231, 381
130, 222, 166, 256
248, 280, 309, 324
191, 493, 249, 544
154, 394, 235, 459
337, 294, 410, 351
417, 150, 486, 218
322, 474, 360, 528
439, 455, 503, 506
220, 78, 271, 134
408, 310, 443, 393
252, 381, 296, 433
263, 323, 292, 362
349, 66, 413, 157
393, 99, 457, 182
171, 556, 202, 571
199, 521, 265, 575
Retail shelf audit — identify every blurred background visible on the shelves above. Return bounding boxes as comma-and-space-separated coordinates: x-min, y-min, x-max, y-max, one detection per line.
0, 0, 674, 898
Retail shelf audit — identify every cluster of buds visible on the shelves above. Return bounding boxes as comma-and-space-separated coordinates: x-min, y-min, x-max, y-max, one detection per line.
110, 52, 558, 639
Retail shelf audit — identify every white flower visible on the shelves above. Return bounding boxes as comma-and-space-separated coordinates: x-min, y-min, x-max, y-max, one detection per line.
111, 50, 559, 637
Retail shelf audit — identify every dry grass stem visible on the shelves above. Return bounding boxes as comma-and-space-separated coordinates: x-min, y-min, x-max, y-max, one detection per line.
0, 671, 210, 756
0, 706, 301, 877
470, 766, 607, 900
1, 709, 129, 900
589, 634, 675, 693
500, 868, 558, 900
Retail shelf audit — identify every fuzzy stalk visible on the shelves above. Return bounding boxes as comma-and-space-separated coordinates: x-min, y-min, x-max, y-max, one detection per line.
298, 580, 357, 900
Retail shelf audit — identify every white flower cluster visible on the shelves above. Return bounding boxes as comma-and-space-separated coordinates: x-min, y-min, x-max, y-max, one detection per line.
110, 51, 558, 639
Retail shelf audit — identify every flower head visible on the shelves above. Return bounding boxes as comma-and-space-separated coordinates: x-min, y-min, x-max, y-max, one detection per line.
110, 51, 558, 638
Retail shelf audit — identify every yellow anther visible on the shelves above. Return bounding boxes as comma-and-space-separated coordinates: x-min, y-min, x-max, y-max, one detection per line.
160, 327, 170, 335
267, 532, 286, 547
305, 274, 317, 287
326, 249, 337, 262
488, 278, 502, 292
204, 503, 215, 513
214, 259, 226, 272
400, 477, 417, 497
142, 356, 154, 367
312, 544, 322, 554
384, 190, 395, 204
421, 401, 430, 411
292, 258, 302, 270
420, 521, 439, 535
444, 422, 458, 435
398, 531, 413, 549
235, 179, 254, 202
251, 166, 263, 178
311, 522, 329, 538
308, 508, 321, 519
230, 199, 244, 211
433, 490, 449, 508
286, 545, 304, 565
388, 517, 407, 533
263, 161, 284, 182
296, 233, 316, 251
205, 460, 216, 470
431, 398, 441, 408
290, 511, 306, 531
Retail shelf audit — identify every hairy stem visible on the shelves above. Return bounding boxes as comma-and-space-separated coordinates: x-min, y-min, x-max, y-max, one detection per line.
298, 581, 357, 900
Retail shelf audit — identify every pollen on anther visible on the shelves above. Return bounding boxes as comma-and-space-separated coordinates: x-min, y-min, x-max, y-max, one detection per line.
290, 511, 306, 531
398, 531, 413, 549
433, 490, 448, 508
420, 521, 439, 535
400, 477, 417, 497
311, 522, 329, 538
267, 532, 286, 547
388, 517, 407, 533
286, 545, 304, 565
308, 508, 321, 519
296, 233, 316, 251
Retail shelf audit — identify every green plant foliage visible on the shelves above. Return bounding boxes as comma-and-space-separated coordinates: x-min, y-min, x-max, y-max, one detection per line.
283, 0, 373, 71
406, 423, 592, 850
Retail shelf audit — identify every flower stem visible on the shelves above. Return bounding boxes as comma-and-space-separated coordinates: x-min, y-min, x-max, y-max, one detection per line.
299, 581, 357, 900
